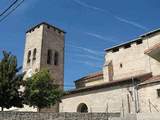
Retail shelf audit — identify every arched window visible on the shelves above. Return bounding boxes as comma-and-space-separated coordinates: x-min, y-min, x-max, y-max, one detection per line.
27, 50, 31, 63
77, 103, 88, 113
33, 48, 37, 60
47, 49, 52, 64
54, 51, 58, 65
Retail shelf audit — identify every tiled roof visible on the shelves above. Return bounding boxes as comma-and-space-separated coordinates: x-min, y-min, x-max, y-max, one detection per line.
65, 72, 152, 96
26, 22, 66, 33
139, 75, 160, 86
74, 71, 103, 83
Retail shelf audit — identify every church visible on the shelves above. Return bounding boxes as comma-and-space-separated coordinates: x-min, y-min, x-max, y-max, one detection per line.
17, 22, 160, 114
59, 27, 160, 114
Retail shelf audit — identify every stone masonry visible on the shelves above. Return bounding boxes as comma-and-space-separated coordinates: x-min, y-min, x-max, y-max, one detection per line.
0, 112, 120, 120
103, 31, 160, 82
22, 22, 65, 112
60, 28, 160, 114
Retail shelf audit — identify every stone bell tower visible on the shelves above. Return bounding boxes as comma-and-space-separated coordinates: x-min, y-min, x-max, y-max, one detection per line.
23, 22, 65, 112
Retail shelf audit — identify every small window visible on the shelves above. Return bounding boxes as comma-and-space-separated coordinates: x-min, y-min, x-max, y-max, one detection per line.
112, 48, 119, 53
47, 49, 52, 64
33, 48, 37, 60
35, 68, 38, 72
124, 44, 131, 49
136, 40, 143, 45
47, 25, 50, 29
157, 89, 160, 97
54, 51, 58, 65
27, 50, 31, 63
120, 63, 123, 68
31, 29, 34, 32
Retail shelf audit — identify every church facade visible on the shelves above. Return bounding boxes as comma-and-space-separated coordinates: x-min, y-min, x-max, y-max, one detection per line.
7, 22, 160, 114
59, 28, 160, 114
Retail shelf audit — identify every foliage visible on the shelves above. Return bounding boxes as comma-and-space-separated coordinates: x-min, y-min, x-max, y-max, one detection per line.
23, 69, 63, 110
0, 51, 24, 111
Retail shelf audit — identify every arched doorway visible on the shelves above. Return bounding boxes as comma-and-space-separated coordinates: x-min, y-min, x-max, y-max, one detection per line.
77, 103, 88, 113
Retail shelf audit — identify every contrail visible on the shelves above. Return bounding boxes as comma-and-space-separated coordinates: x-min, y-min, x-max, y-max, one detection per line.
85, 32, 118, 43
72, 0, 148, 30
115, 16, 148, 30
75, 54, 103, 61
72, 59, 102, 68
66, 44, 104, 56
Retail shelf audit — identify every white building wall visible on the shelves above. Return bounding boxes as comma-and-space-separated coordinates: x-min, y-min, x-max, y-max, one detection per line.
23, 25, 43, 79
103, 33, 160, 82
61, 82, 160, 114
138, 83, 160, 113
60, 85, 135, 114
145, 33, 160, 76
85, 79, 104, 86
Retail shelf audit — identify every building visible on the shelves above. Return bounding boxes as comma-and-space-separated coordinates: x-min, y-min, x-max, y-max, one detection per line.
60, 28, 160, 114
7, 22, 160, 114
23, 22, 65, 88
22, 22, 65, 112
3, 22, 65, 112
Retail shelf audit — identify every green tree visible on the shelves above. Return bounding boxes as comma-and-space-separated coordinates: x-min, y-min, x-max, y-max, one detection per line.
0, 51, 24, 111
23, 69, 63, 112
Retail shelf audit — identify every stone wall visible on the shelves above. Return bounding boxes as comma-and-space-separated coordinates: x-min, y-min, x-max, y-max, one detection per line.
22, 23, 65, 112
103, 32, 160, 82
41, 24, 64, 86
0, 112, 120, 120
60, 84, 136, 114
23, 23, 65, 88
138, 82, 160, 113
137, 113, 160, 120
23, 24, 43, 79
2, 112, 160, 120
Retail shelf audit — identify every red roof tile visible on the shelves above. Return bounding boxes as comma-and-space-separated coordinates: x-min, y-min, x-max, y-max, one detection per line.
139, 75, 160, 86
65, 72, 152, 96
74, 71, 103, 83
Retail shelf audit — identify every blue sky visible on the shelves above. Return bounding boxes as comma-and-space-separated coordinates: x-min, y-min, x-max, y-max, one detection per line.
0, 0, 160, 89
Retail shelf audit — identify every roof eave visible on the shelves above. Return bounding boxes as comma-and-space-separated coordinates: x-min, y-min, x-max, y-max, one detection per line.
65, 72, 152, 96
26, 22, 66, 34
105, 28, 160, 52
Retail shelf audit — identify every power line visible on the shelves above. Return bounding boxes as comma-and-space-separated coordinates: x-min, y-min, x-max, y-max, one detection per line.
0, 0, 25, 23
0, 0, 19, 17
